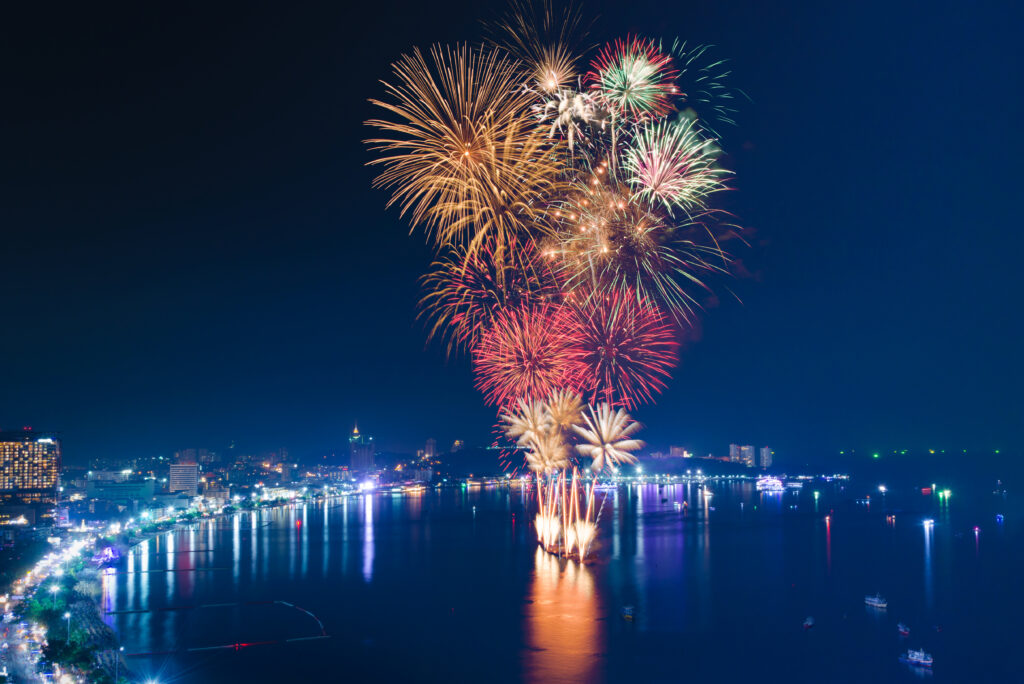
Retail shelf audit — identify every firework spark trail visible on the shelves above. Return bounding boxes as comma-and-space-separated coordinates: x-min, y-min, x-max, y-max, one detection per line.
662, 39, 746, 136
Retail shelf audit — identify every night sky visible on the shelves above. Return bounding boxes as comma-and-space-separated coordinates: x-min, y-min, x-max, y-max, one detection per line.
2, 1, 1021, 466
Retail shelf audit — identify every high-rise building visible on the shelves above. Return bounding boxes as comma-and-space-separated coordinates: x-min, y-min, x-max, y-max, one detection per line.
729, 444, 741, 462
759, 447, 773, 469
740, 445, 756, 467
169, 463, 199, 496
425, 438, 437, 458
349, 425, 375, 471
0, 431, 61, 514
669, 446, 691, 458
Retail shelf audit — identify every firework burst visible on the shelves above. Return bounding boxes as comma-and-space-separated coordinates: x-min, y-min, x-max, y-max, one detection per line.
623, 118, 730, 215
501, 397, 554, 447
489, 0, 591, 94
524, 429, 570, 474
472, 303, 576, 406
566, 291, 679, 408
573, 403, 644, 473
545, 389, 584, 432
366, 44, 563, 262
419, 236, 555, 356
586, 37, 678, 121
543, 172, 731, 324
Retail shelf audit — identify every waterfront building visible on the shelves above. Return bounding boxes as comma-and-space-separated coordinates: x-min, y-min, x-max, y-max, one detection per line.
85, 479, 156, 505
425, 438, 437, 458
350, 425, 376, 471
759, 447, 774, 469
729, 444, 740, 462
0, 431, 61, 517
169, 463, 200, 496
740, 445, 756, 467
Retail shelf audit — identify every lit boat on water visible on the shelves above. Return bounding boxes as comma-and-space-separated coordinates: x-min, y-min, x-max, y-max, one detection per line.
898, 622, 910, 636
865, 594, 888, 609
900, 649, 933, 667
756, 476, 784, 492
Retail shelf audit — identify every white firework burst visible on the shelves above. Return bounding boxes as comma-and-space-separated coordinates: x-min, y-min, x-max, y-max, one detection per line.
572, 402, 643, 473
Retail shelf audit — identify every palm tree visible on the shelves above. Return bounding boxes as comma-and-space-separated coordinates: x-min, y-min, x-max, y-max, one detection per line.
572, 402, 643, 473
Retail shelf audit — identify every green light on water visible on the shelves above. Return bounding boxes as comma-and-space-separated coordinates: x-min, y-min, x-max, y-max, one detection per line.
872, 453, 880, 459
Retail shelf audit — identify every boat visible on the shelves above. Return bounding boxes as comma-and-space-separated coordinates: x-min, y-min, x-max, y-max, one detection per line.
900, 649, 933, 667
756, 476, 785, 492
865, 594, 888, 609
898, 622, 910, 636
803, 617, 815, 630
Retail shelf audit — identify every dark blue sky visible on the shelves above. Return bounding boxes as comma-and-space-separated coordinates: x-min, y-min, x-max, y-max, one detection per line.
1, 0, 1020, 465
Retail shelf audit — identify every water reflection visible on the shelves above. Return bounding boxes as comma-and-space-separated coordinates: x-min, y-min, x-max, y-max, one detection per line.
923, 520, 934, 608
525, 548, 603, 683
362, 494, 374, 582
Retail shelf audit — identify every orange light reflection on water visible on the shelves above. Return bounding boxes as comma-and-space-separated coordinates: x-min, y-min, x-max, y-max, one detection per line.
525, 548, 604, 682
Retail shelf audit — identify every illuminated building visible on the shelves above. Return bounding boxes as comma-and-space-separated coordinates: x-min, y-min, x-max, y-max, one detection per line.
451, 439, 464, 453
0, 431, 61, 516
740, 445, 755, 467
349, 424, 375, 471
759, 447, 773, 469
169, 463, 199, 496
425, 438, 437, 458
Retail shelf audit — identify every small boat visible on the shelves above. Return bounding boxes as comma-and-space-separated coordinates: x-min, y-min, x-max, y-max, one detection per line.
900, 649, 933, 667
621, 606, 635, 622
898, 622, 910, 636
803, 617, 815, 630
865, 594, 888, 609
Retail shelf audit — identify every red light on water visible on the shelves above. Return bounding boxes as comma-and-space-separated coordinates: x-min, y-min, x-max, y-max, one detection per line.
921, 487, 932, 495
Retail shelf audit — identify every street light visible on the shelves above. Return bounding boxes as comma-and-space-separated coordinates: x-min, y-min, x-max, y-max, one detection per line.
64, 611, 71, 644
49, 584, 59, 609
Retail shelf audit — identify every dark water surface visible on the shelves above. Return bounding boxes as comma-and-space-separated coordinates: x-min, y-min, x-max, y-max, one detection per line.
107, 480, 1022, 682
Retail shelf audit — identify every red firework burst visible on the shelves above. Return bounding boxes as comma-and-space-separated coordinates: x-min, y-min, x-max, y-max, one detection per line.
565, 291, 679, 409
585, 37, 678, 121
419, 236, 557, 356
472, 303, 577, 406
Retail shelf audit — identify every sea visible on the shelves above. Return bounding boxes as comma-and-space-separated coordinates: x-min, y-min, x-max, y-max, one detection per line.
105, 462, 1022, 682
